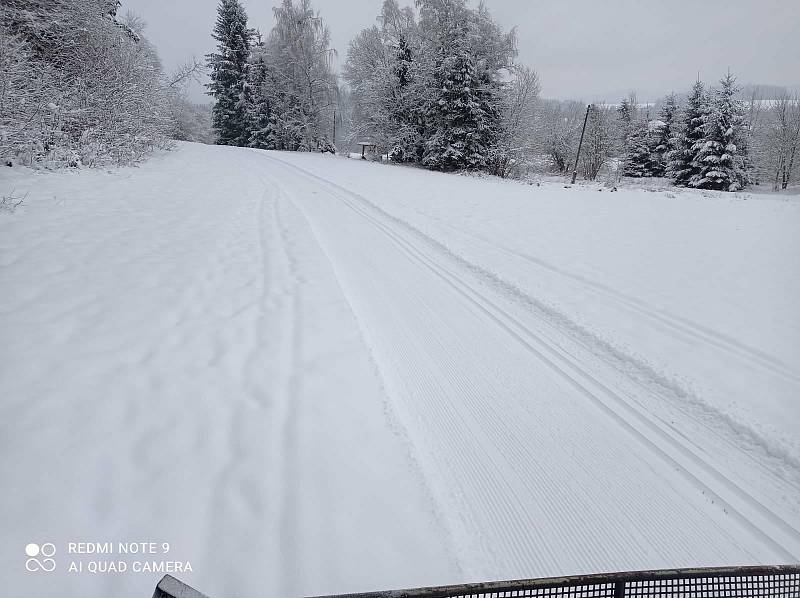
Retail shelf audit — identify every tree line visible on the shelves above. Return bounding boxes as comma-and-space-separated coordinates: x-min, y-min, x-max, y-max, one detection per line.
541, 78, 799, 192
3, 0, 796, 192
208, 0, 539, 177
210, 0, 798, 192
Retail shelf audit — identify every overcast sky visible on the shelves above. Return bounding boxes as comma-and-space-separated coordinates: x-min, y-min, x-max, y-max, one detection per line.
123, 0, 800, 103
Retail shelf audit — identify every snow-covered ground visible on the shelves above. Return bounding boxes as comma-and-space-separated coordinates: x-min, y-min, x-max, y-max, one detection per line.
1, 142, 798, 598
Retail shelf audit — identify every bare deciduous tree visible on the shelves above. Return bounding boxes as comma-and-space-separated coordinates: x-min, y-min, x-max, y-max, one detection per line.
767, 94, 800, 190
488, 65, 540, 178
581, 105, 614, 181
535, 99, 585, 173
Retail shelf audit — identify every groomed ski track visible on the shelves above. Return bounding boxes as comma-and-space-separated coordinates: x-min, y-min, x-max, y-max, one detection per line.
2, 143, 798, 598
255, 152, 800, 569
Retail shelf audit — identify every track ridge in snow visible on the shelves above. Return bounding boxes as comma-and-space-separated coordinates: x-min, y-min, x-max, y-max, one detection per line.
261, 153, 800, 561
429, 219, 800, 385
270, 185, 304, 598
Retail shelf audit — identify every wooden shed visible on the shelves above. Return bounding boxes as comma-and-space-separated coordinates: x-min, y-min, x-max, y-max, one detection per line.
356, 141, 377, 160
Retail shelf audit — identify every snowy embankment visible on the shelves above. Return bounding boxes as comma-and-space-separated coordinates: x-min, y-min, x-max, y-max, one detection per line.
1, 143, 798, 598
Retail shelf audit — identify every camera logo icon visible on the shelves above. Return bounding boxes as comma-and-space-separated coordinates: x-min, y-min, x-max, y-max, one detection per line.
25, 543, 56, 572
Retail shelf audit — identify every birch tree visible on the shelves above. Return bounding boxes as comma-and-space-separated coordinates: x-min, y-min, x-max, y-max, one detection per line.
267, 0, 337, 152
767, 94, 800, 190
488, 65, 540, 178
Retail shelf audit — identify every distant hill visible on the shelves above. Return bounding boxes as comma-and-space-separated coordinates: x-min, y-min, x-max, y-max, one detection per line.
739, 83, 793, 98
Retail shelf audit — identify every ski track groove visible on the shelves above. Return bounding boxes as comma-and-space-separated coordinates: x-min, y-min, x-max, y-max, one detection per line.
205, 180, 271, 592
261, 153, 800, 563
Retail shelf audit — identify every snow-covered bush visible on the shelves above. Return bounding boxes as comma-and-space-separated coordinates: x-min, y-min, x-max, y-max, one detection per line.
1, 0, 177, 168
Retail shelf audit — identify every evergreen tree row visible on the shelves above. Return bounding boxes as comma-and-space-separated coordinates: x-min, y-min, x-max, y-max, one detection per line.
621, 73, 749, 191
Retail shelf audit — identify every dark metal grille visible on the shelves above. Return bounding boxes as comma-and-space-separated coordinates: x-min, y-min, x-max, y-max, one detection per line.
309, 566, 800, 598
624, 572, 799, 598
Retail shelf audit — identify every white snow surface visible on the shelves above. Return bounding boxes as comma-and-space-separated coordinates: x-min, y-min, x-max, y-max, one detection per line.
1, 142, 799, 598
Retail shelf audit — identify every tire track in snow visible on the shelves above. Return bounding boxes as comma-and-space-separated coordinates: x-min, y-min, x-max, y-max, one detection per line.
206, 170, 304, 594
205, 179, 277, 592
261, 154, 800, 562
271, 185, 305, 598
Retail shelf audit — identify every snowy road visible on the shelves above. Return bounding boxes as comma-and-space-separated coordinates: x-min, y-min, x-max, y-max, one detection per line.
2, 143, 799, 598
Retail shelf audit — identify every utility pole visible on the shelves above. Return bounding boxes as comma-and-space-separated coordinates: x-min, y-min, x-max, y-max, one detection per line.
571, 104, 592, 184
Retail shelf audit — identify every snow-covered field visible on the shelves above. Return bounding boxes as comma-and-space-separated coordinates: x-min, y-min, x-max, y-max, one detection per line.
1, 142, 799, 598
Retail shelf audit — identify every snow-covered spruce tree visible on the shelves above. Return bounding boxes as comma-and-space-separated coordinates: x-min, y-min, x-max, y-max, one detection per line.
206, 0, 252, 146
616, 94, 637, 144
423, 41, 492, 171
622, 118, 656, 177
616, 92, 657, 177
648, 93, 678, 177
688, 72, 749, 191
667, 80, 707, 186
418, 0, 515, 172
246, 36, 276, 150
